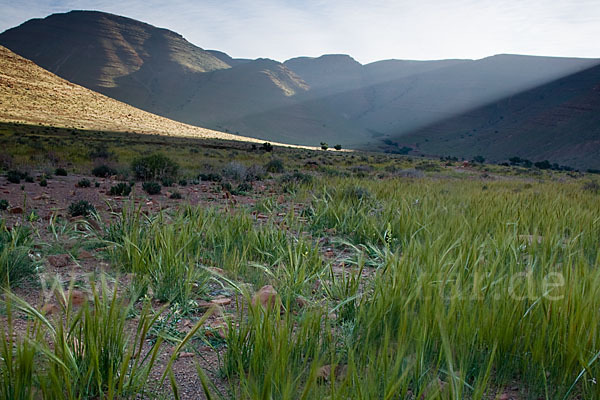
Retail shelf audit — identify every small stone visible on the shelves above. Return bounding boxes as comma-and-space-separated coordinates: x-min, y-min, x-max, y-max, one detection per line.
252, 285, 279, 309
47, 254, 71, 268
41, 303, 60, 315
178, 352, 195, 358
9, 207, 23, 214
211, 297, 231, 306
78, 250, 94, 259
69, 290, 87, 307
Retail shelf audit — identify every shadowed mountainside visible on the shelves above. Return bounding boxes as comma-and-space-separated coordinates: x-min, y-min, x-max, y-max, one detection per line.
376, 62, 600, 169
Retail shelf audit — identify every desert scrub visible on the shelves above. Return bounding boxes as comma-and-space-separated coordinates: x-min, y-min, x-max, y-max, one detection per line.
109, 182, 131, 196
264, 158, 285, 173
68, 200, 96, 217
0, 199, 8, 210
142, 181, 161, 195
131, 153, 179, 181
54, 167, 68, 176
92, 164, 117, 178
76, 178, 91, 188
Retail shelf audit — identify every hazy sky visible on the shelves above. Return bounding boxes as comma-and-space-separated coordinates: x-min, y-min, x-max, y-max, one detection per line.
1, 0, 599, 63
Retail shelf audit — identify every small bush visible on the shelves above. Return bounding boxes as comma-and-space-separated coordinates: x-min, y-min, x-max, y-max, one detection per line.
92, 164, 117, 178
95, 181, 100, 188
334, 144, 342, 150
280, 172, 313, 185
24, 174, 34, 183
39, 179, 47, 187
320, 142, 329, 150
246, 164, 266, 181
232, 182, 252, 195
262, 142, 273, 152
55, 167, 68, 176
265, 158, 285, 173
132, 154, 179, 181
223, 162, 247, 181
77, 178, 91, 188
178, 179, 188, 186
220, 182, 232, 192
161, 177, 174, 187
142, 181, 161, 195
169, 191, 182, 199
109, 183, 132, 196
198, 173, 222, 182
0, 199, 8, 210
6, 170, 22, 184
68, 200, 96, 217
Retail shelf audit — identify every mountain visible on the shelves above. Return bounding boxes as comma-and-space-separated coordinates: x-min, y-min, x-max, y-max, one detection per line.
0, 44, 273, 144
376, 62, 600, 169
1, 10, 599, 164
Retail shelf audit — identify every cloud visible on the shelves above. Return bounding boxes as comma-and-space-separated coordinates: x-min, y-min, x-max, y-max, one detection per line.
0, 0, 598, 62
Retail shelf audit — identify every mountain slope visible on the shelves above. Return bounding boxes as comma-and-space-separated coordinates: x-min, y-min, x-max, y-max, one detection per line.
0, 45, 272, 144
378, 63, 600, 169
0, 10, 230, 114
1, 10, 599, 153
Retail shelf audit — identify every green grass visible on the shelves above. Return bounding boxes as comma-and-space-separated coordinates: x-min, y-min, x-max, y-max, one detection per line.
3, 121, 600, 398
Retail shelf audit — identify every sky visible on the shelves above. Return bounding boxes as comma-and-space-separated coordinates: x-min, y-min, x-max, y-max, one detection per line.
0, 0, 599, 64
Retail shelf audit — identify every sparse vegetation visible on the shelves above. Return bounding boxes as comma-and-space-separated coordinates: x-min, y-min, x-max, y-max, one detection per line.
77, 178, 91, 188
68, 200, 95, 217
132, 153, 179, 181
92, 164, 117, 178
142, 181, 161, 195
109, 182, 132, 196
55, 167, 68, 176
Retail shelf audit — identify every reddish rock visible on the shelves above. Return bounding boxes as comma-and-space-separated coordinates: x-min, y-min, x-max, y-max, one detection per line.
252, 285, 279, 309
41, 303, 60, 315
47, 253, 71, 268
78, 250, 94, 259
9, 207, 23, 214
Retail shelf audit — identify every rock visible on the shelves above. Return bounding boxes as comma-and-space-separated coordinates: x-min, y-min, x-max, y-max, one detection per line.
178, 352, 195, 358
296, 296, 309, 308
68, 290, 87, 307
41, 303, 60, 315
47, 253, 71, 268
316, 364, 347, 383
78, 250, 94, 259
9, 207, 23, 214
211, 297, 232, 306
252, 285, 279, 309
208, 320, 228, 339
499, 394, 510, 400
207, 267, 225, 275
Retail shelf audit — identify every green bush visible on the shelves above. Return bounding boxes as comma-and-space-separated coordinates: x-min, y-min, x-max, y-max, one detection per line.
198, 172, 222, 182
265, 158, 285, 173
334, 144, 342, 150
92, 164, 117, 178
6, 170, 22, 184
232, 182, 252, 195
55, 167, 68, 176
77, 178, 91, 188
178, 179, 188, 186
39, 179, 47, 187
142, 181, 161, 195
131, 154, 179, 181
0, 199, 8, 210
68, 200, 96, 217
109, 183, 132, 196
169, 191, 182, 199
